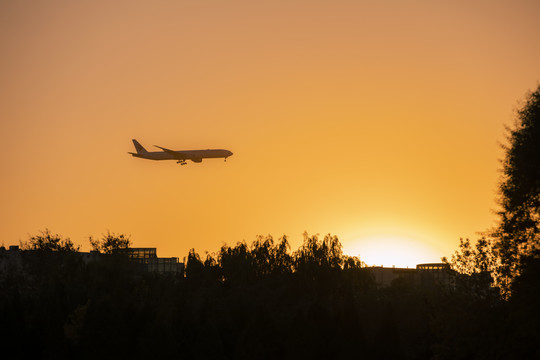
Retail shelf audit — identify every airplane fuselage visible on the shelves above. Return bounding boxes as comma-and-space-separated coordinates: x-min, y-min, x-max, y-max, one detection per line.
131, 149, 232, 161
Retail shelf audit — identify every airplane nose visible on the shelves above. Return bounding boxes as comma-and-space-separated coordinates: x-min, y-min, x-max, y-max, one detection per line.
228, 151, 233, 156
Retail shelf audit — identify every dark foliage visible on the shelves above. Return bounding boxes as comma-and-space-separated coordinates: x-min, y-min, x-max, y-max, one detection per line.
2, 232, 536, 359
21, 228, 80, 252
89, 231, 131, 254
494, 84, 540, 292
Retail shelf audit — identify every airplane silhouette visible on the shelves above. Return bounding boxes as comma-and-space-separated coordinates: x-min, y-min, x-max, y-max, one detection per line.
129, 139, 233, 165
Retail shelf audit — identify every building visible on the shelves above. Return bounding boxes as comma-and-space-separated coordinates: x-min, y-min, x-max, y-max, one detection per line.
369, 266, 417, 287
55, 247, 184, 275
368, 263, 454, 288
416, 263, 454, 288
121, 247, 184, 275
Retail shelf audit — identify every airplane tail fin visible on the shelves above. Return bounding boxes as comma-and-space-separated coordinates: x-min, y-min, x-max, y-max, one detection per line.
132, 139, 148, 154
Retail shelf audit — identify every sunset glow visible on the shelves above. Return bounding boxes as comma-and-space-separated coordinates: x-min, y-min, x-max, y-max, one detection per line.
345, 236, 443, 268
1, 0, 540, 266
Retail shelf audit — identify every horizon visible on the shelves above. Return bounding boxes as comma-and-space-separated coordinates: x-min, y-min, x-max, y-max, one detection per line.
4, 230, 445, 269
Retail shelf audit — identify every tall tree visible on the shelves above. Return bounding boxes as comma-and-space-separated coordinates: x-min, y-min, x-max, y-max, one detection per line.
494, 84, 540, 291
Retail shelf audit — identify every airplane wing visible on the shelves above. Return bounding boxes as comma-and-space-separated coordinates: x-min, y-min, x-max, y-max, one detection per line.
154, 145, 187, 160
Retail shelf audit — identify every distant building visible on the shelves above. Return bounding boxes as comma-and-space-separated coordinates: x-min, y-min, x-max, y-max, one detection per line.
0, 245, 23, 273
121, 247, 184, 275
368, 263, 454, 288
368, 266, 416, 287
416, 263, 454, 288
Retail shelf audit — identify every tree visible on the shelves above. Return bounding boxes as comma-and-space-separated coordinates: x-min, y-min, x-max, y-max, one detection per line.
493, 84, 540, 292
443, 238, 497, 298
293, 232, 343, 276
22, 229, 79, 252
250, 235, 292, 277
443, 238, 495, 276
89, 231, 131, 254
185, 248, 204, 281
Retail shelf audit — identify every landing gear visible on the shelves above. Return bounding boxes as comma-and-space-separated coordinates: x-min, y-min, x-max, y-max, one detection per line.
177, 160, 187, 165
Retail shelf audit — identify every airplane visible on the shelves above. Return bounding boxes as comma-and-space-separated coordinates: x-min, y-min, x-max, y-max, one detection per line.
129, 139, 233, 165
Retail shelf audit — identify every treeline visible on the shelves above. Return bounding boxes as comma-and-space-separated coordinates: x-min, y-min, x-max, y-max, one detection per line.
184, 233, 367, 285
1, 231, 538, 359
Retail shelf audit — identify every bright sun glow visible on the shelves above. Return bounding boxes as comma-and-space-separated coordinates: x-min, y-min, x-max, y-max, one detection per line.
344, 235, 442, 268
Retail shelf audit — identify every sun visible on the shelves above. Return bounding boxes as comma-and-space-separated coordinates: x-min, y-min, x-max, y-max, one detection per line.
344, 235, 442, 268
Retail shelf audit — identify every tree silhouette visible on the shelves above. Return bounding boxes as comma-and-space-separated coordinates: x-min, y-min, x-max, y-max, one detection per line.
443, 237, 495, 276
494, 84, 540, 292
22, 229, 79, 252
294, 232, 343, 275
219, 241, 253, 284
89, 231, 131, 254
185, 248, 205, 281
443, 238, 498, 299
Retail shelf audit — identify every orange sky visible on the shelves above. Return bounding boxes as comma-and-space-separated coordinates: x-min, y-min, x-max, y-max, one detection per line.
1, 0, 539, 267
